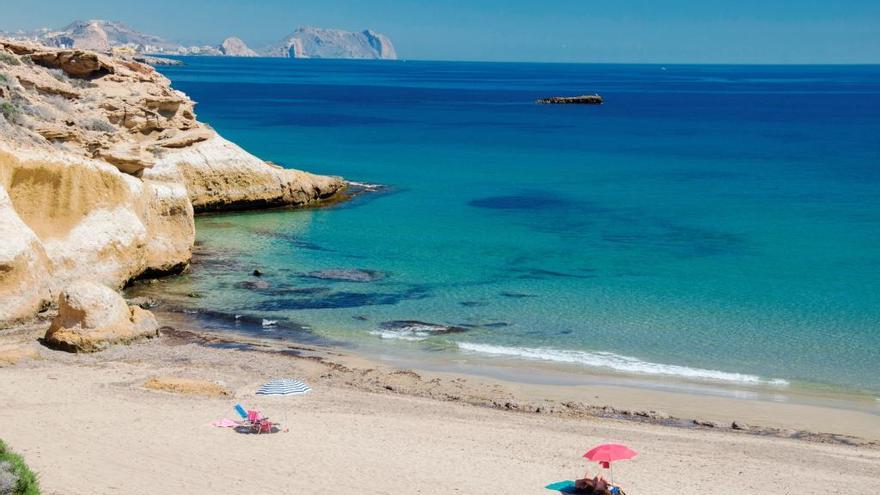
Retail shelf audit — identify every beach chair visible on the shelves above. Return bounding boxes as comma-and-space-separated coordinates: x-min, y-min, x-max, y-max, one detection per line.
234, 404, 259, 433
234, 404, 273, 434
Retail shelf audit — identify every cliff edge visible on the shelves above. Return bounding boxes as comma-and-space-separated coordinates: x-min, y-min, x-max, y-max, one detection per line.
0, 39, 345, 326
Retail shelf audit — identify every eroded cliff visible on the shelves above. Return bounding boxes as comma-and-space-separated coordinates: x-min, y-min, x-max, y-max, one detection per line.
0, 39, 345, 326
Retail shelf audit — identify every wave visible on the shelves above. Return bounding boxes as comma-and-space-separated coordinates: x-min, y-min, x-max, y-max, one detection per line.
457, 342, 789, 386
369, 330, 429, 342
346, 180, 384, 190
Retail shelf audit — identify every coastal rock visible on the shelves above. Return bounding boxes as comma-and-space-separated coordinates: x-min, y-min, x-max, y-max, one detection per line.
267, 28, 397, 60
219, 37, 257, 57
133, 55, 183, 67
0, 185, 52, 325
0, 39, 343, 325
371, 320, 468, 341
146, 135, 345, 212
29, 50, 115, 78
45, 281, 159, 352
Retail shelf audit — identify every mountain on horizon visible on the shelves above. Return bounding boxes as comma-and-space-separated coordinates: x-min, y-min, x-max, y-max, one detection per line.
0, 19, 397, 60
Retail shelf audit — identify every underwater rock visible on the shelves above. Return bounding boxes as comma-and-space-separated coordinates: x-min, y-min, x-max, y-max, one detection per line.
499, 291, 538, 299
235, 280, 270, 290
370, 320, 468, 341
468, 193, 570, 210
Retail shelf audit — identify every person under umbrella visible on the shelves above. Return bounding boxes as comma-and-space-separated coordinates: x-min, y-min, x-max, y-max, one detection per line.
576, 443, 637, 494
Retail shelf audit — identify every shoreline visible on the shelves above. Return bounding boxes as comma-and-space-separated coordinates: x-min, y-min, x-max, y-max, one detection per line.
50, 306, 880, 446
3, 314, 879, 494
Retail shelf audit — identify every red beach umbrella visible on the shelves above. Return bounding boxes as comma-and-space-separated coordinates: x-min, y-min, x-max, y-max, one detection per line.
583, 443, 637, 463
583, 444, 637, 486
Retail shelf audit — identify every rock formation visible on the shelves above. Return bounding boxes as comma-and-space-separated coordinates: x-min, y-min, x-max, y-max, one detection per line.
3, 20, 398, 60
219, 37, 257, 57
44, 281, 159, 352
536, 94, 604, 105
264, 28, 398, 60
0, 38, 345, 327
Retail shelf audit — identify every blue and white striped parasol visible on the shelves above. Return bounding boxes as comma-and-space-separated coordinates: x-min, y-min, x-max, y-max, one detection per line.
256, 379, 311, 396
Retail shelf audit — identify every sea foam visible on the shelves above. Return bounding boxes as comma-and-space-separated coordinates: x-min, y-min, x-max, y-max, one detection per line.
457, 342, 789, 386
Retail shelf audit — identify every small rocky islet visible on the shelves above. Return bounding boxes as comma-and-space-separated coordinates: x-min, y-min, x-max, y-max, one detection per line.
536, 94, 604, 104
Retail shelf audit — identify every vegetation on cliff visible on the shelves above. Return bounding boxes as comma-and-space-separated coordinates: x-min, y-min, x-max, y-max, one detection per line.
0, 439, 39, 495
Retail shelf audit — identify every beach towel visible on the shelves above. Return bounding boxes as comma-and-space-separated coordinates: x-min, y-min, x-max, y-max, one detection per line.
210, 418, 238, 428
545, 480, 578, 493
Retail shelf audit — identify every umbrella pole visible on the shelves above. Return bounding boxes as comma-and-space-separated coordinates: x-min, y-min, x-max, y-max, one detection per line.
609, 463, 614, 486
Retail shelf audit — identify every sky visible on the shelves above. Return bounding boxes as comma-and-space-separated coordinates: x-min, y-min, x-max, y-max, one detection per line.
1, 0, 878, 63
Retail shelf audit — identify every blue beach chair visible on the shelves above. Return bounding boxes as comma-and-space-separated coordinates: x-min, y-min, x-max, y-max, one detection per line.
234, 403, 248, 421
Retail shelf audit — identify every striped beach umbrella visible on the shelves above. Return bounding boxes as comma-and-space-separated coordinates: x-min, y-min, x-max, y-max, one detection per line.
256, 379, 311, 396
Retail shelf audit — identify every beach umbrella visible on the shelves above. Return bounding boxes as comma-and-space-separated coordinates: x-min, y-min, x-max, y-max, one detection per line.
254, 379, 311, 433
583, 443, 637, 486
256, 378, 311, 396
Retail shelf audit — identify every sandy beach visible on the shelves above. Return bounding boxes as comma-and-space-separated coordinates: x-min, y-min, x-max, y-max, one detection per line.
2, 321, 879, 495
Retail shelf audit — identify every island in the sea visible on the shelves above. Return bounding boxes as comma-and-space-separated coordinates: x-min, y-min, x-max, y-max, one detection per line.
537, 94, 604, 104
0, 19, 398, 60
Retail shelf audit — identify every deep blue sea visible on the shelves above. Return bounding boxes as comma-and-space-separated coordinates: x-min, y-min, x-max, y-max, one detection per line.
148, 58, 880, 396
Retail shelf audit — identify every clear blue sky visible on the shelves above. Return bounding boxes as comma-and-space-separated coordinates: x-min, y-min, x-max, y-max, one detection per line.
1, 0, 878, 63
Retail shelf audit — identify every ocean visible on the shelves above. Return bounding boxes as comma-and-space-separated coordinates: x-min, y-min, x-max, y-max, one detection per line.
140, 57, 880, 398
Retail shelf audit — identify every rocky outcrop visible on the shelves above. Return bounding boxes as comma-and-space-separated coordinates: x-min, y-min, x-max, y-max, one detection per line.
536, 94, 604, 105
219, 37, 257, 57
147, 135, 343, 211
0, 39, 345, 327
29, 50, 115, 78
44, 281, 159, 352
267, 28, 398, 60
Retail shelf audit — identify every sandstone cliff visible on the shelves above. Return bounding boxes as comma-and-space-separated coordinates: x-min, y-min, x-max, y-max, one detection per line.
0, 39, 345, 326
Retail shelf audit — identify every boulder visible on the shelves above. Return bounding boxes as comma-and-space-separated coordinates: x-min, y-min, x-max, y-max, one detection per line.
44, 281, 159, 352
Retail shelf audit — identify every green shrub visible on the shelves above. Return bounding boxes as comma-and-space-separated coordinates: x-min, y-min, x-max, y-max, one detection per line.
0, 439, 39, 495
0, 101, 17, 121
0, 52, 20, 66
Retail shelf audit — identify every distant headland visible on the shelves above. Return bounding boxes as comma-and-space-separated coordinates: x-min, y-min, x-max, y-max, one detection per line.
0, 19, 397, 60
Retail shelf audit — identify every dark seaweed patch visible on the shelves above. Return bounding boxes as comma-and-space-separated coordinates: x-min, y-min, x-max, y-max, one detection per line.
459, 301, 489, 307
468, 192, 571, 210
499, 291, 538, 299
301, 269, 386, 282
458, 321, 511, 329
511, 267, 597, 280
254, 287, 428, 311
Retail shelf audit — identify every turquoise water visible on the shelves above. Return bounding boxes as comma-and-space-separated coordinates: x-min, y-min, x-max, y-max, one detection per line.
149, 58, 880, 394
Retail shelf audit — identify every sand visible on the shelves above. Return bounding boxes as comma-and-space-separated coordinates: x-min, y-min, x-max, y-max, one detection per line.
1, 327, 879, 495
